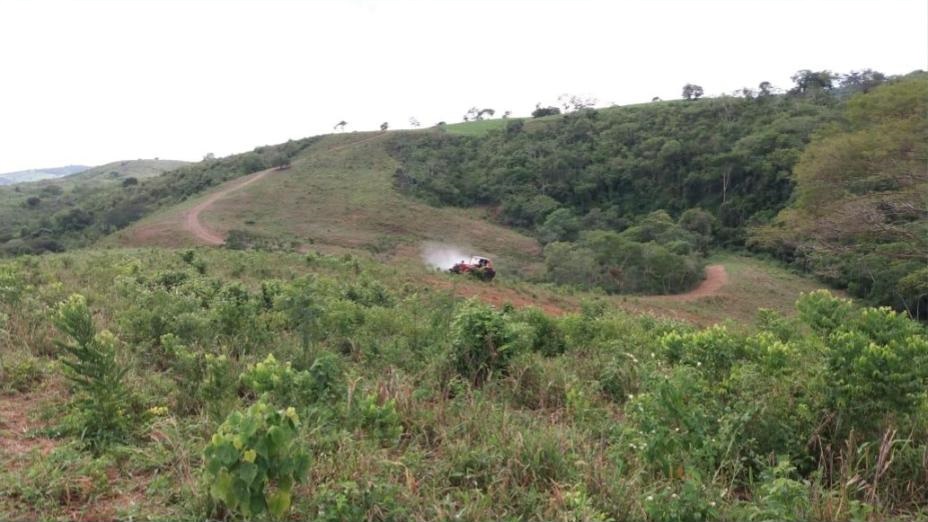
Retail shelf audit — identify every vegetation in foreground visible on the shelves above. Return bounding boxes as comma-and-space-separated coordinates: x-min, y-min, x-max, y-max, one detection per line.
1, 248, 926, 521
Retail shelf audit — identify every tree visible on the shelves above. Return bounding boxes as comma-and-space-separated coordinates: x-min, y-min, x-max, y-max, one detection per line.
758, 81, 773, 96
122, 177, 138, 188
839, 69, 887, 95
531, 103, 561, 118
788, 70, 837, 96
558, 93, 597, 112
380, 122, 389, 131
502, 110, 512, 119
203, 152, 216, 161
651, 96, 661, 102
333, 120, 347, 131
409, 117, 421, 128
25, 196, 41, 208
682, 84, 704, 100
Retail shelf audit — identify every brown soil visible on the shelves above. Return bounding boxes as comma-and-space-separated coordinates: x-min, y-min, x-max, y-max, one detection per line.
649, 264, 728, 302
184, 168, 277, 245
0, 389, 59, 468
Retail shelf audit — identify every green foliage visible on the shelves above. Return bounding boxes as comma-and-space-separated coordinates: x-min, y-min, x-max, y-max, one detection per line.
450, 300, 514, 385
753, 73, 928, 314
545, 224, 705, 294
312, 481, 403, 522
164, 334, 237, 418
643, 475, 718, 522
390, 92, 836, 245
204, 402, 310, 519
353, 392, 403, 444
0, 139, 318, 255
53, 294, 132, 451
240, 352, 343, 409
660, 325, 743, 378
743, 457, 811, 522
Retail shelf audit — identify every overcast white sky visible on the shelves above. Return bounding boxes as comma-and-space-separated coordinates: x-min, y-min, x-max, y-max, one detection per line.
0, 0, 925, 172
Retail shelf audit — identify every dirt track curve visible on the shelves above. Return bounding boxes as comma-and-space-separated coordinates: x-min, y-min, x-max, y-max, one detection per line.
184, 133, 385, 245
650, 264, 728, 302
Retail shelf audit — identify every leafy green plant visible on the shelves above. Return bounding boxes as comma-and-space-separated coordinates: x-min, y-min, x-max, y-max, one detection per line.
660, 324, 743, 378
353, 392, 403, 445
204, 402, 310, 519
643, 475, 719, 522
744, 457, 810, 522
240, 353, 343, 409
313, 480, 404, 522
450, 300, 513, 385
165, 334, 237, 418
53, 294, 132, 451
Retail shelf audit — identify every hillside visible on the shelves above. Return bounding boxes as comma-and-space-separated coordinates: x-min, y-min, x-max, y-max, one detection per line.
0, 165, 89, 185
116, 133, 544, 274
0, 159, 189, 254
1, 72, 927, 521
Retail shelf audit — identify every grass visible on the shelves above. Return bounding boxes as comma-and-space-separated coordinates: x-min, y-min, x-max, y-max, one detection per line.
1, 247, 924, 521
444, 118, 514, 136
116, 132, 543, 275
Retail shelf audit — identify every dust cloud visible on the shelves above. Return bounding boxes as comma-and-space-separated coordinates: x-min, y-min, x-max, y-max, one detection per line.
421, 242, 470, 270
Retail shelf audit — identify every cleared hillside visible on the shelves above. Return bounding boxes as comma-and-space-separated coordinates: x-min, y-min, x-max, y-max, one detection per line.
116, 133, 543, 274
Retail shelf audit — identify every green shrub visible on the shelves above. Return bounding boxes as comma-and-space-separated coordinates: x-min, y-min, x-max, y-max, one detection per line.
796, 290, 854, 335
660, 324, 743, 378
353, 392, 403, 445
1, 354, 44, 393
450, 300, 514, 385
204, 402, 310, 519
0, 264, 24, 304
313, 480, 404, 522
53, 294, 132, 451
165, 334, 237, 418
643, 474, 719, 522
511, 307, 566, 357
240, 352, 342, 409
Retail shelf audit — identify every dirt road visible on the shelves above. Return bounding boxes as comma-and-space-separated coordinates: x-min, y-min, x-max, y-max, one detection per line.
183, 168, 275, 245
650, 264, 728, 302
183, 133, 387, 245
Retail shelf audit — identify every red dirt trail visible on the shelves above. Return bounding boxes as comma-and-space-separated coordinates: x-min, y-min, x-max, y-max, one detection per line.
183, 133, 387, 245
649, 264, 728, 302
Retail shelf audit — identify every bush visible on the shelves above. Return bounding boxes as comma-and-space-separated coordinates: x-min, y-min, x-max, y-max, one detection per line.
204, 402, 310, 519
240, 352, 343, 409
353, 392, 403, 445
450, 300, 514, 385
53, 294, 132, 451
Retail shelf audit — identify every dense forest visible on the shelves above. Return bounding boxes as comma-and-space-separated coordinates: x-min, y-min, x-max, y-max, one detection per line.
389, 71, 927, 308
751, 74, 928, 317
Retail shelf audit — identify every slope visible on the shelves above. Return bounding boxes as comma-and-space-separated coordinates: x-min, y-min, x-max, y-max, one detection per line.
117, 132, 542, 273
0, 164, 89, 185
0, 159, 189, 254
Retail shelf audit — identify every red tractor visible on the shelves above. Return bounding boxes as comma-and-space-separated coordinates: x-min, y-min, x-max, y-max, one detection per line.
449, 256, 496, 281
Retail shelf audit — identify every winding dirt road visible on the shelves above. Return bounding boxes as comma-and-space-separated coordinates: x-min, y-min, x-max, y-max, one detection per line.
650, 264, 728, 301
183, 133, 386, 245
183, 168, 275, 245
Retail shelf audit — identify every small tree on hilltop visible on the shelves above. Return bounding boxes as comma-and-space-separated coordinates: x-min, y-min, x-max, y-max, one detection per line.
682, 83, 704, 100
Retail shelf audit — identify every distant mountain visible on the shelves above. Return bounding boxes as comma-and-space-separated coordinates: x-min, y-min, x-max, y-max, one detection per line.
0, 165, 90, 185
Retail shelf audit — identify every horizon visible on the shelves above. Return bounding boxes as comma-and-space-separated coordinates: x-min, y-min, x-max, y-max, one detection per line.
0, 0, 925, 172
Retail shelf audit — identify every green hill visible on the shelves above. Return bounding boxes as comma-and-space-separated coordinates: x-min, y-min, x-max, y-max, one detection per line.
1, 70, 927, 521
0, 165, 89, 185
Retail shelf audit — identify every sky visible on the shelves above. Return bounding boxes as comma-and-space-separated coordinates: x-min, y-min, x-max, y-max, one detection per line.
0, 0, 925, 173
